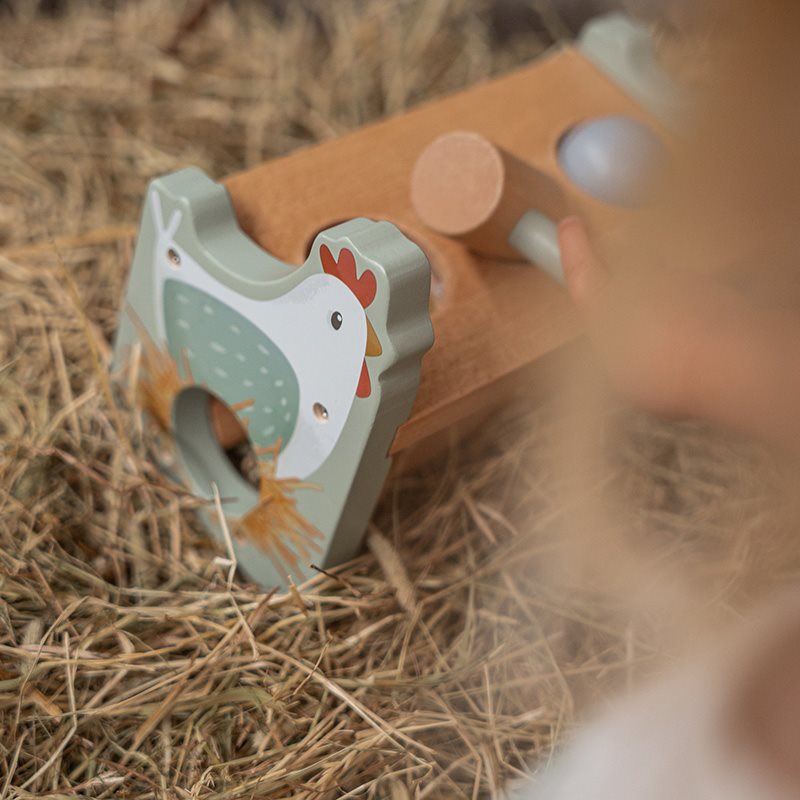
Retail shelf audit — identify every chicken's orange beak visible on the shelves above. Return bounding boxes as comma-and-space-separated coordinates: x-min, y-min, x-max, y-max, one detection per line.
365, 318, 382, 357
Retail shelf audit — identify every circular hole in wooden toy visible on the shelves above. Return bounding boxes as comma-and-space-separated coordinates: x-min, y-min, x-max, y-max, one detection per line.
313, 401, 329, 422
167, 248, 181, 268
173, 387, 261, 514
302, 218, 446, 312
210, 397, 261, 488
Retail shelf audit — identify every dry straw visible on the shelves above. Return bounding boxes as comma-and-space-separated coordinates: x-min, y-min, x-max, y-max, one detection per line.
0, 1, 797, 797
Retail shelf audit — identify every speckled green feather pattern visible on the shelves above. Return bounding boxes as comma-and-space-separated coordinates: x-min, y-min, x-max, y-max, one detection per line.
164, 279, 299, 450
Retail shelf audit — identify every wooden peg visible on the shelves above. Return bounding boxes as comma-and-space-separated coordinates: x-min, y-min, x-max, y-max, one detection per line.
410, 130, 569, 280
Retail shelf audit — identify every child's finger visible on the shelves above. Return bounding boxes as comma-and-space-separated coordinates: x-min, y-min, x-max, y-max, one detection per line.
558, 216, 607, 313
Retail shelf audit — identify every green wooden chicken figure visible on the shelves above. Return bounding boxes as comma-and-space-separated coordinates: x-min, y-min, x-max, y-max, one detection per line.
114, 168, 433, 588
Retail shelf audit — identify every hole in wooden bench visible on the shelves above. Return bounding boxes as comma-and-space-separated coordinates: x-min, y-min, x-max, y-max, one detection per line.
173, 387, 261, 507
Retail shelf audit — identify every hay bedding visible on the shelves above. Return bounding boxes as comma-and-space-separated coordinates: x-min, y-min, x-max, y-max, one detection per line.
0, 1, 796, 797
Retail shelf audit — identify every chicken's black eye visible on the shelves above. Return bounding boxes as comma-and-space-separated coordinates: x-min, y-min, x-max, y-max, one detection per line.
330, 311, 343, 330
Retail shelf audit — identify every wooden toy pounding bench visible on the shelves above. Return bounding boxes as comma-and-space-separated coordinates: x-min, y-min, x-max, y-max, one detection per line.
113, 14, 676, 587
223, 13, 672, 455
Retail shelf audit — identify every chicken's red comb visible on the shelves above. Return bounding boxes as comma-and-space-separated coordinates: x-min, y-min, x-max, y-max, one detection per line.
320, 245, 377, 308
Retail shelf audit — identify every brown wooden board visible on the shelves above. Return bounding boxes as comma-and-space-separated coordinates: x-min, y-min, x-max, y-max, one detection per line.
224, 45, 660, 455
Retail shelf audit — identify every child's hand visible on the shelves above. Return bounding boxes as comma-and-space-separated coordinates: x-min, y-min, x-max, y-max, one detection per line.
558, 216, 800, 452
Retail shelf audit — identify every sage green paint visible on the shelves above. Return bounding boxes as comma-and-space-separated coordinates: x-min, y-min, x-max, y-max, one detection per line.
164, 279, 301, 450
113, 167, 433, 589
578, 13, 684, 125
